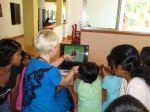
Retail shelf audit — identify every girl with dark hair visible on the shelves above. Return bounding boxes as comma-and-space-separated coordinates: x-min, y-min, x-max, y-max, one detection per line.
105, 95, 148, 112
0, 39, 22, 112
108, 44, 150, 111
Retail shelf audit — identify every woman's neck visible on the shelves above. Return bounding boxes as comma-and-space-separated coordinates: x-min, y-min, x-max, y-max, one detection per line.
39, 54, 51, 63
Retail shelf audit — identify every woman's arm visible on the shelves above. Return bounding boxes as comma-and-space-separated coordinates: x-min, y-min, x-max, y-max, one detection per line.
10, 74, 20, 112
59, 66, 78, 85
51, 56, 64, 67
51, 54, 72, 67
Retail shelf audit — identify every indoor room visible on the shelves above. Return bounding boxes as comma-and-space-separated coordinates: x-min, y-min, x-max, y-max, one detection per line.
0, 0, 150, 112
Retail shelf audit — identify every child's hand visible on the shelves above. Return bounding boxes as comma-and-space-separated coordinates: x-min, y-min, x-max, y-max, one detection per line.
102, 65, 114, 76
63, 54, 72, 61
71, 66, 79, 74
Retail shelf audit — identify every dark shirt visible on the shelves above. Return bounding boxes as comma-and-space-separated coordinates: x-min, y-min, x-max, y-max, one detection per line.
0, 66, 22, 105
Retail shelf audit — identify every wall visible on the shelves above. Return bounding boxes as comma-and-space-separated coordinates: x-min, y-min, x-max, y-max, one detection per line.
66, 0, 119, 35
53, 25, 62, 42
67, 0, 84, 35
81, 31, 150, 65
0, 0, 23, 38
87, 0, 118, 28
38, 0, 56, 29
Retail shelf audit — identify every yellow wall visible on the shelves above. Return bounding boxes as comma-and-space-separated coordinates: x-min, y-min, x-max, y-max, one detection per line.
81, 31, 150, 65
56, 0, 63, 25
0, 0, 23, 38
23, 0, 38, 46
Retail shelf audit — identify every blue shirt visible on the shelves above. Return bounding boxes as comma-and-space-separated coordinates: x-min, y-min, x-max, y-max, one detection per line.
22, 58, 61, 112
102, 75, 122, 112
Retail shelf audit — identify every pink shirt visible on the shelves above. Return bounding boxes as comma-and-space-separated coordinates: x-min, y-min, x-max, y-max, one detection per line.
16, 67, 26, 110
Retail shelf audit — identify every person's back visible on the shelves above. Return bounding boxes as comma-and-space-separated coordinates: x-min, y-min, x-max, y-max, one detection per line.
125, 46, 150, 111
22, 58, 61, 112
126, 77, 150, 110
102, 75, 122, 111
74, 62, 102, 112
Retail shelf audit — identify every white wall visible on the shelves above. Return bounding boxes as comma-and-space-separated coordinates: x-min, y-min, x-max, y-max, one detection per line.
81, 30, 150, 65
38, 0, 56, 29
67, 0, 119, 35
87, 0, 118, 28
0, 0, 23, 38
67, 0, 84, 35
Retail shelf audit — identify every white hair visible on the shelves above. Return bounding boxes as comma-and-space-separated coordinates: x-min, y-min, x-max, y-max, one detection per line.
34, 30, 59, 53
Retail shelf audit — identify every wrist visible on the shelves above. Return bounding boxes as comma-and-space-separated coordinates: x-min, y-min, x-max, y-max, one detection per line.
60, 56, 64, 61
71, 68, 76, 73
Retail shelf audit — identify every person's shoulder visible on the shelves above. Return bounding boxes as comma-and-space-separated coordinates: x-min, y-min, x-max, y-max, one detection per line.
74, 79, 81, 87
93, 76, 102, 84
11, 64, 24, 75
103, 75, 121, 83
128, 77, 149, 90
129, 77, 146, 85
76, 79, 91, 90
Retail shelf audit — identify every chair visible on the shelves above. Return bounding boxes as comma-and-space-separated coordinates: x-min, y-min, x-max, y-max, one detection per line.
71, 24, 81, 44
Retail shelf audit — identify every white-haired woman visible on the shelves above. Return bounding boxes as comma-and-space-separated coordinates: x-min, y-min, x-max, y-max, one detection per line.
22, 30, 77, 112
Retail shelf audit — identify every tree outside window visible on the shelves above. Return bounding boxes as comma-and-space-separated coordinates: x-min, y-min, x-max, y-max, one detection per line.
120, 0, 150, 33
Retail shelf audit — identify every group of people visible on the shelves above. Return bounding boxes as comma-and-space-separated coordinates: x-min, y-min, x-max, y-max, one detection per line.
0, 29, 149, 112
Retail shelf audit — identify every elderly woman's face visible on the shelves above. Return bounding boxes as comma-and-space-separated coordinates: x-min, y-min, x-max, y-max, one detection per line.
11, 49, 22, 66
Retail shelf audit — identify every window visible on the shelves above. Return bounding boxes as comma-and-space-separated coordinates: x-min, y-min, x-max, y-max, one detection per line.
119, 0, 150, 33
84, 0, 150, 33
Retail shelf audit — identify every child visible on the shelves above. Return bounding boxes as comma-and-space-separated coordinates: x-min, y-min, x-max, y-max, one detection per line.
102, 55, 127, 112
74, 62, 102, 112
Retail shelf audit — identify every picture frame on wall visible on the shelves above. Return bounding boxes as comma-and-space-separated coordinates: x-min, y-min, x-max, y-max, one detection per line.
0, 4, 3, 17
10, 3, 21, 25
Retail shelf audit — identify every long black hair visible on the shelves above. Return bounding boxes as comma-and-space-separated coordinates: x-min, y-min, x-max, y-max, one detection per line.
140, 47, 150, 86
0, 39, 21, 67
108, 44, 141, 76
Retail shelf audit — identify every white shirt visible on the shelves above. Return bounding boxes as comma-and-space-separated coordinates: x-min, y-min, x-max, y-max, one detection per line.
119, 78, 128, 96
126, 77, 150, 111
